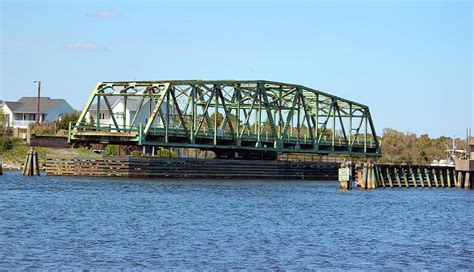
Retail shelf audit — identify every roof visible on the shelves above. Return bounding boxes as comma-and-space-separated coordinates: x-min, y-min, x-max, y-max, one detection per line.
2, 97, 73, 113
89, 97, 143, 112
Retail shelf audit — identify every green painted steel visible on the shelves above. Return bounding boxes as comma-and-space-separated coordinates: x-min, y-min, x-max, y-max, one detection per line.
70, 80, 381, 157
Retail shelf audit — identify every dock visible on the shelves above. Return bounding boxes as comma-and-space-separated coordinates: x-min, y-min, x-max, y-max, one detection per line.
355, 163, 472, 189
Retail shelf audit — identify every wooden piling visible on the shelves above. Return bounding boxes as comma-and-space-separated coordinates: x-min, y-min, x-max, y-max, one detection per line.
0, 161, 2, 175
370, 165, 376, 189
456, 171, 463, 188
417, 168, 424, 187
361, 164, 368, 189
453, 170, 458, 187
425, 168, 432, 187
439, 169, 445, 187
395, 168, 402, 187
22, 149, 40, 176
378, 166, 386, 187
432, 169, 439, 187
465, 172, 471, 189
410, 167, 417, 188
447, 169, 452, 188
403, 168, 409, 187
366, 164, 372, 189
386, 167, 394, 187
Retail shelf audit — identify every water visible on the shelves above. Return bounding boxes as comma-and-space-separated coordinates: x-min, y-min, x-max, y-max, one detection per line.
1, 171, 473, 270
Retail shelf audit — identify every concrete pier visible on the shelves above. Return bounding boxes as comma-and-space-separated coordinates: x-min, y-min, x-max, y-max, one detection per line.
454, 142, 473, 189
338, 161, 352, 190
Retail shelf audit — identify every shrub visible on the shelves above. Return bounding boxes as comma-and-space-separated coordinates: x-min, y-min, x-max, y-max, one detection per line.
130, 150, 142, 156
29, 123, 56, 136
0, 135, 12, 151
103, 144, 119, 156
156, 149, 178, 158
55, 112, 80, 130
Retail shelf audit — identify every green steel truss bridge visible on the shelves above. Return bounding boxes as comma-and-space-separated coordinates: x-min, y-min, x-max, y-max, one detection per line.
70, 80, 381, 159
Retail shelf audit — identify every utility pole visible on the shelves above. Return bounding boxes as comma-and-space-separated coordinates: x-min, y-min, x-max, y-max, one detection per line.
33, 80, 41, 124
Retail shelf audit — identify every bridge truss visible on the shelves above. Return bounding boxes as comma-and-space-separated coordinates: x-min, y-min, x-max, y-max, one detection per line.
70, 80, 381, 159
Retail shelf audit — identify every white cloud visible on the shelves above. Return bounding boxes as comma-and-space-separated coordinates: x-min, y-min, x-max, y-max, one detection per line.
89, 11, 123, 18
64, 43, 109, 52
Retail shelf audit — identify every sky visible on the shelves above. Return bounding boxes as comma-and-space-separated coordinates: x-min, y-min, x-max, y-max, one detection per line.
1, 0, 472, 138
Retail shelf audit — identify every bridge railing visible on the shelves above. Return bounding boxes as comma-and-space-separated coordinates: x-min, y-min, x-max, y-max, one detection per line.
70, 120, 379, 151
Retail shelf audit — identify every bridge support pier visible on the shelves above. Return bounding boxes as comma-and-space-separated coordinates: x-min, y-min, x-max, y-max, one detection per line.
338, 161, 352, 190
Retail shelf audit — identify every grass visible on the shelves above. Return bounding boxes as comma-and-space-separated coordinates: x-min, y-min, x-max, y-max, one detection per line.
0, 138, 98, 166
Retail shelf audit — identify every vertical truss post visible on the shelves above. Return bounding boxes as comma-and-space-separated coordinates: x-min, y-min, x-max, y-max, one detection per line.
123, 96, 128, 130
296, 88, 301, 148
332, 99, 336, 149
349, 103, 352, 150
165, 89, 170, 143
96, 95, 100, 130
191, 86, 196, 143
236, 84, 241, 145
364, 109, 368, 153
214, 85, 218, 145
148, 95, 152, 117
314, 93, 319, 150
256, 84, 262, 147
278, 85, 283, 138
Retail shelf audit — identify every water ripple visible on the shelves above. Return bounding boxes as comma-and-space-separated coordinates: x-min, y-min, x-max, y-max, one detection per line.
0, 171, 473, 270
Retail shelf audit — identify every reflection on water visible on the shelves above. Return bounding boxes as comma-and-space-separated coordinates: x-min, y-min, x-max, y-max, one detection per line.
0, 171, 473, 270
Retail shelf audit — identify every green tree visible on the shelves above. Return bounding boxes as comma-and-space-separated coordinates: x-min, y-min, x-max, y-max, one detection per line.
0, 108, 12, 151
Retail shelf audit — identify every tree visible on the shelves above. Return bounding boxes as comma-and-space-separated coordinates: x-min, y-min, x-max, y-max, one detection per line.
0, 108, 12, 151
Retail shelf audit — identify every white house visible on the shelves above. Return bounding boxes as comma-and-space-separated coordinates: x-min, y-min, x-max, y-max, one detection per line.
85, 97, 174, 130
1, 97, 76, 128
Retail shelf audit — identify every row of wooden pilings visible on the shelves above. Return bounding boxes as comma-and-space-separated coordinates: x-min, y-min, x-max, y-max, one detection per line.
355, 163, 472, 189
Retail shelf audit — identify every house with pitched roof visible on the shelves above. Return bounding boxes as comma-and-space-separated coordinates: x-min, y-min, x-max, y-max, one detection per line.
85, 97, 172, 130
0, 97, 75, 128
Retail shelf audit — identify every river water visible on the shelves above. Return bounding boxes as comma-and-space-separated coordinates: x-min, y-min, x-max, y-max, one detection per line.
1, 170, 473, 270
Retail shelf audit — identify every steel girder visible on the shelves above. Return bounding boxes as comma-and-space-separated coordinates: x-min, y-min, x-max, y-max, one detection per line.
70, 80, 381, 157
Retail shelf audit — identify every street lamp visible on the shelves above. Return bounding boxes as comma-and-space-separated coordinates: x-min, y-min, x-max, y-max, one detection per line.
33, 80, 41, 125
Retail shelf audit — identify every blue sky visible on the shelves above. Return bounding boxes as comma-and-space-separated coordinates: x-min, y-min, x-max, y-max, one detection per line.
1, 0, 472, 138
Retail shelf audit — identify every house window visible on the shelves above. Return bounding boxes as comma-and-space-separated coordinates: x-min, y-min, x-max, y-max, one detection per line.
99, 113, 105, 119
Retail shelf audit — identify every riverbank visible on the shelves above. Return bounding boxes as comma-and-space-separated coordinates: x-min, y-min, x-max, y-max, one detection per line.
0, 139, 98, 170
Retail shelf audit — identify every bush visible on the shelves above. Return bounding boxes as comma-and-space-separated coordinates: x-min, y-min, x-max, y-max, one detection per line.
156, 149, 178, 158
130, 150, 142, 156
29, 123, 56, 136
56, 112, 80, 130
103, 144, 119, 156
0, 135, 12, 151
